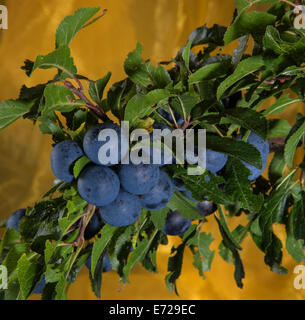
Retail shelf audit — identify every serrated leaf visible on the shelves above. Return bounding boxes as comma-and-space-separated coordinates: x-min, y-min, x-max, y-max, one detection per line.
182, 40, 193, 72
284, 117, 305, 167
167, 192, 203, 220
217, 56, 264, 99
150, 208, 169, 230
267, 119, 291, 139
150, 65, 172, 88
286, 199, 305, 263
89, 252, 104, 299
268, 150, 286, 185
43, 84, 84, 114
124, 89, 173, 125
123, 229, 159, 281
73, 156, 91, 178
215, 208, 245, 288
187, 24, 226, 48
32, 46, 77, 80
171, 94, 200, 118
176, 173, 233, 206
88, 72, 111, 106
56, 7, 102, 48
107, 226, 134, 276
217, 206, 242, 250
219, 224, 249, 262
189, 60, 231, 83
17, 254, 42, 299
206, 135, 262, 169
91, 225, 117, 277
263, 94, 302, 116
188, 231, 214, 278
124, 43, 151, 87
224, 107, 268, 139
0, 100, 34, 131
225, 158, 264, 213
224, 11, 276, 45
165, 226, 196, 294
263, 25, 305, 58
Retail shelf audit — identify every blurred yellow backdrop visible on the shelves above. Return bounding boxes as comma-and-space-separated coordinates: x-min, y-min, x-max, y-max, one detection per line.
0, 0, 304, 300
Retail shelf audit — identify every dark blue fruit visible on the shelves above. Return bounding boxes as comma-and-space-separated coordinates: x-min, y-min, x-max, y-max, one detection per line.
98, 190, 141, 227
83, 123, 128, 166
119, 164, 160, 195
221, 91, 242, 109
206, 149, 228, 174
33, 276, 45, 294
239, 132, 269, 180
86, 253, 112, 273
6, 209, 26, 232
77, 165, 120, 206
162, 210, 191, 235
196, 200, 217, 217
51, 140, 83, 183
140, 170, 174, 211
186, 147, 228, 174
84, 213, 102, 240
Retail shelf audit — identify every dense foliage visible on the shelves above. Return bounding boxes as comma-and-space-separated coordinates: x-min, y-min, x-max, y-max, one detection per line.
1, 1, 305, 300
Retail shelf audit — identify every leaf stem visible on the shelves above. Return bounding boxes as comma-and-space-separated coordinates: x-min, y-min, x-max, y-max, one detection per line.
63, 80, 106, 119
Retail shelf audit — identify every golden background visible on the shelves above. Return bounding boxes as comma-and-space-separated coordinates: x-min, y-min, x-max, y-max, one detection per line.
0, 0, 304, 300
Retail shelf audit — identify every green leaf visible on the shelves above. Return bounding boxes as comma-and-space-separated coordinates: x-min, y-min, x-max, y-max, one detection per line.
89, 252, 104, 299
225, 158, 264, 213
284, 117, 305, 167
224, 11, 276, 45
206, 135, 262, 169
150, 208, 169, 230
259, 185, 292, 273
263, 25, 305, 58
223, 107, 268, 139
187, 24, 226, 48
150, 65, 172, 88
267, 119, 291, 139
43, 84, 84, 114
167, 192, 204, 220
188, 231, 215, 278
165, 225, 197, 294
182, 40, 193, 72
17, 254, 42, 299
124, 43, 151, 87
217, 56, 264, 99
176, 172, 233, 206
88, 72, 111, 106
0, 100, 34, 131
268, 150, 286, 185
32, 46, 77, 80
189, 60, 231, 83
56, 7, 102, 48
214, 210, 245, 288
219, 224, 249, 262
171, 94, 200, 118
123, 229, 159, 280
263, 94, 302, 116
286, 199, 305, 263
73, 156, 91, 178
91, 225, 117, 277
124, 89, 173, 124
107, 226, 135, 276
